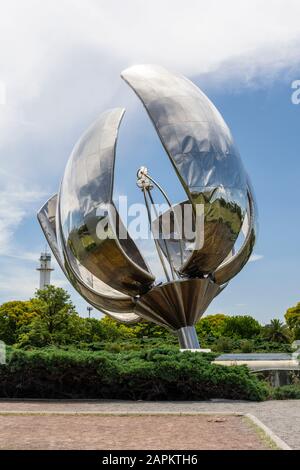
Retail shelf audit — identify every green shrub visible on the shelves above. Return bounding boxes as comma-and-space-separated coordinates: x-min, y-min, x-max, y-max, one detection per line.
239, 339, 254, 353
271, 384, 300, 400
285, 303, 300, 340
103, 342, 141, 353
214, 337, 236, 353
221, 315, 261, 339
195, 314, 227, 341
0, 347, 268, 401
212, 337, 293, 354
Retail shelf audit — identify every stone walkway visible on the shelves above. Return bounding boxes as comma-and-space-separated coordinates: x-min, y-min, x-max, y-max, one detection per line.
0, 399, 299, 449
0, 414, 271, 450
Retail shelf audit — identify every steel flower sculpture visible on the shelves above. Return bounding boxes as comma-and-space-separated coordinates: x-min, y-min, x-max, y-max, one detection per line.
38, 65, 257, 349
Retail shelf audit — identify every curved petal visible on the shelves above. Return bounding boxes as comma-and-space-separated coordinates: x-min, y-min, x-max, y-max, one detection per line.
99, 309, 141, 324
121, 65, 248, 275
65, 268, 141, 320
37, 194, 137, 314
37, 194, 67, 274
63, 269, 141, 322
58, 108, 155, 295
135, 278, 221, 331
214, 187, 257, 285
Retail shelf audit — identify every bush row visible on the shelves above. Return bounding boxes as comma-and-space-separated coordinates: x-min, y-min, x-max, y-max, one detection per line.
51, 337, 293, 354
270, 384, 300, 400
0, 347, 269, 401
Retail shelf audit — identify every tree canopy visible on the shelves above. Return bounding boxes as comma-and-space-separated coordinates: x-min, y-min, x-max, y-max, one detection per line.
285, 302, 300, 340
262, 319, 291, 343
0, 285, 297, 352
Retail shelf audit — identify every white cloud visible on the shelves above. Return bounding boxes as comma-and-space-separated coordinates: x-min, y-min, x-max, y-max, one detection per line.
0, 0, 296, 308
0, 263, 39, 300
2, 251, 42, 262
1, 0, 300, 145
0, 169, 46, 255
0, 252, 69, 303
249, 253, 264, 262
0, 266, 67, 303
1, 0, 300, 177
0, 81, 6, 106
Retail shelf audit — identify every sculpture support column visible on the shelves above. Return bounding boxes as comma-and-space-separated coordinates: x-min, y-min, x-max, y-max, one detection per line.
177, 326, 200, 350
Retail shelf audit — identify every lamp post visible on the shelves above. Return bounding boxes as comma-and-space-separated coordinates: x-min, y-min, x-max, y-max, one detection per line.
87, 306, 93, 318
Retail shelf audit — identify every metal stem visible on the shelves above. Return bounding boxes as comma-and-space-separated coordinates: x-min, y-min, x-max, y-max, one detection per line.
143, 188, 171, 282
146, 173, 185, 265
177, 326, 200, 349
147, 189, 176, 281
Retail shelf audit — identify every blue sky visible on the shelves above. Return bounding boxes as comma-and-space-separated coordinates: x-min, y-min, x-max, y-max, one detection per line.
0, 0, 299, 323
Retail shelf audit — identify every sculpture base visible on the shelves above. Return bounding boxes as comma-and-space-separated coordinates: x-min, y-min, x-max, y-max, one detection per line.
180, 348, 212, 353
177, 326, 201, 350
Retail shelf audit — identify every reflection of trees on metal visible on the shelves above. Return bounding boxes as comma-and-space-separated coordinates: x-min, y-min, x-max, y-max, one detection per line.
38, 65, 257, 349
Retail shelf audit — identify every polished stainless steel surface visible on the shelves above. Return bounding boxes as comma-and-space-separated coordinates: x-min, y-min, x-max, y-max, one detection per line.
121, 65, 248, 276
37, 194, 65, 274
38, 64, 257, 349
214, 187, 257, 285
58, 108, 154, 296
134, 279, 221, 330
177, 326, 200, 349
37, 195, 141, 323
151, 200, 197, 272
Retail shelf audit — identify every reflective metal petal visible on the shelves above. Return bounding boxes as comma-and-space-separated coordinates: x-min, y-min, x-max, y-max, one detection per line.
121, 65, 248, 275
214, 187, 257, 285
37, 194, 67, 274
58, 108, 155, 296
37, 195, 140, 317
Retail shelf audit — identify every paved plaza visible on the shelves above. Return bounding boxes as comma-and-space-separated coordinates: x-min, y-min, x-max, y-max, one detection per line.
0, 400, 298, 449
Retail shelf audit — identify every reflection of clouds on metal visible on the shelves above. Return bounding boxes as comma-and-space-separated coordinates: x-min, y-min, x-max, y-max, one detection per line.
38, 65, 257, 349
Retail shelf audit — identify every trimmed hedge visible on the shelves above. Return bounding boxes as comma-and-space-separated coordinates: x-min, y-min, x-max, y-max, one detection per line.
0, 347, 268, 401
270, 384, 300, 400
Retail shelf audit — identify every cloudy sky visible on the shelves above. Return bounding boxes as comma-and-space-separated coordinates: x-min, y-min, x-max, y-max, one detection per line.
0, 0, 300, 322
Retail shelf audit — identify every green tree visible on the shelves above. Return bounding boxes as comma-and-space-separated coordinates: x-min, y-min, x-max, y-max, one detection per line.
35, 285, 76, 333
17, 285, 88, 347
97, 316, 135, 341
17, 316, 51, 347
0, 300, 41, 344
262, 319, 291, 343
84, 317, 105, 342
132, 320, 171, 339
221, 315, 261, 339
285, 302, 300, 340
196, 314, 227, 340
214, 336, 235, 353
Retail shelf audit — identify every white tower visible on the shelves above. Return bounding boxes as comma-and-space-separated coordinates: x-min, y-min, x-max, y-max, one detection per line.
37, 250, 54, 289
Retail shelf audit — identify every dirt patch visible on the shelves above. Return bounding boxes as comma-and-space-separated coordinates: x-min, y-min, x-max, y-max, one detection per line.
0, 413, 273, 450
